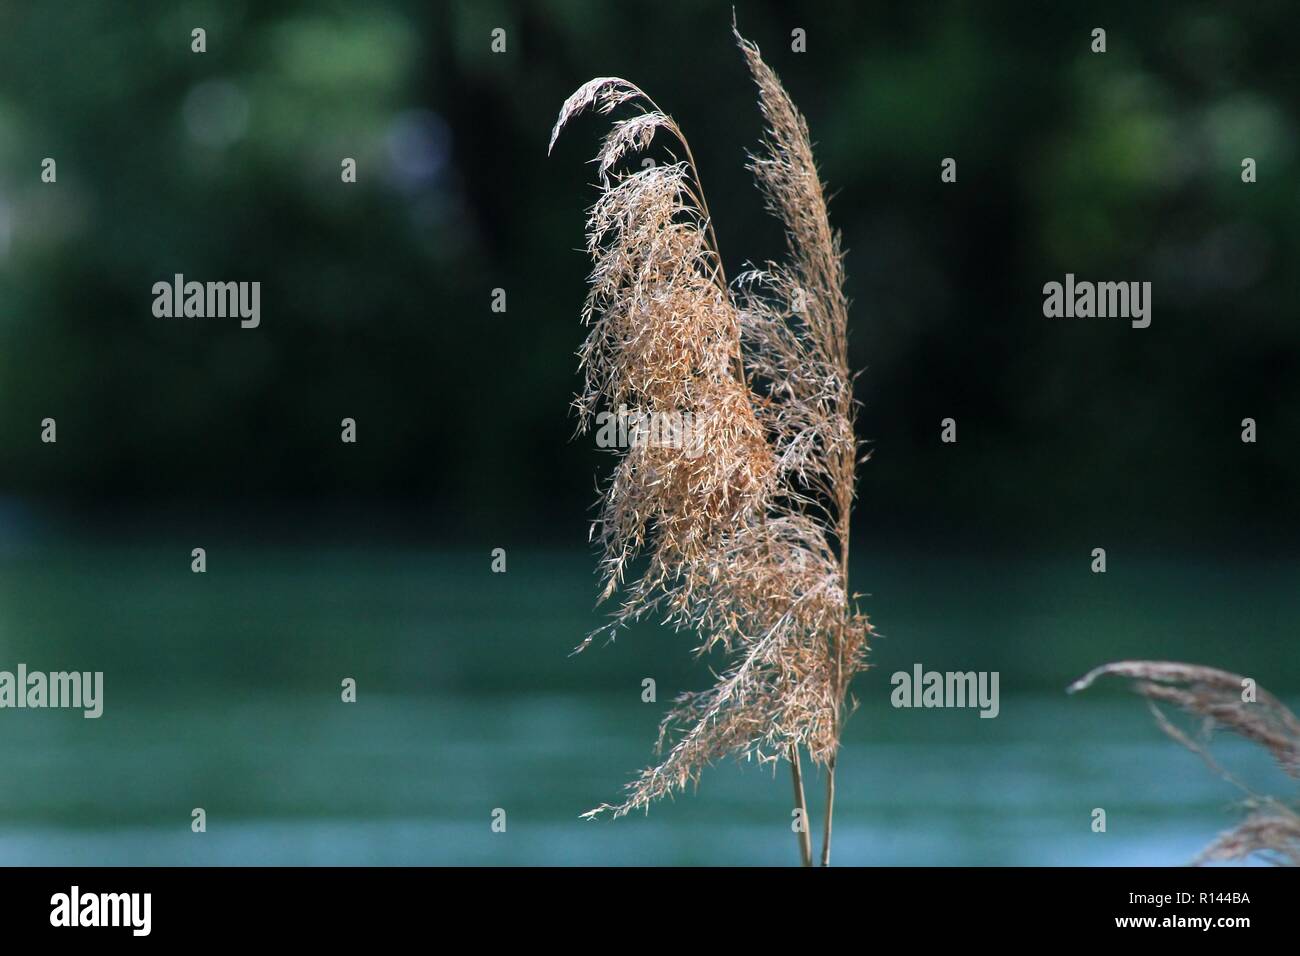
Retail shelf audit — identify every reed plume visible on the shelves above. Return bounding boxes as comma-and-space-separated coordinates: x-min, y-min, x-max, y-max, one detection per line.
1070, 661, 1300, 865
550, 25, 869, 865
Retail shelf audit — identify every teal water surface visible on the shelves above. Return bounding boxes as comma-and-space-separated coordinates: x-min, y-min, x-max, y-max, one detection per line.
0, 542, 1294, 865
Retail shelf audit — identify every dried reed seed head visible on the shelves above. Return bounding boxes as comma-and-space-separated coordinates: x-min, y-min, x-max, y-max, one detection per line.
1068, 660, 1300, 779
548, 77, 643, 155
597, 112, 672, 183
553, 27, 868, 819
1072, 660, 1300, 865
1194, 805, 1300, 867
576, 165, 737, 422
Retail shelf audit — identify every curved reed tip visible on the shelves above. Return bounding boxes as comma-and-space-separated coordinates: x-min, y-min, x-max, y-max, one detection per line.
1066, 664, 1113, 695
1068, 660, 1168, 694
1067, 659, 1251, 695
547, 76, 640, 156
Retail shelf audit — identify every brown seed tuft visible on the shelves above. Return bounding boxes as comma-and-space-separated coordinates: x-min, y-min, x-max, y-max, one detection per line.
552, 26, 870, 853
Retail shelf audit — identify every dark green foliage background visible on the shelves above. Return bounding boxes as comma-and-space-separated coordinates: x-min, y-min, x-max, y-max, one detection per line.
2, 1, 1295, 548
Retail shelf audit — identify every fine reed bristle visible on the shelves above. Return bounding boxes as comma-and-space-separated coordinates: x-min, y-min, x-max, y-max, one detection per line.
551, 26, 870, 819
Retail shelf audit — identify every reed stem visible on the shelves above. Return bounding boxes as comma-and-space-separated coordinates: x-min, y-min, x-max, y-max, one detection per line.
789, 744, 812, 867
820, 756, 836, 866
